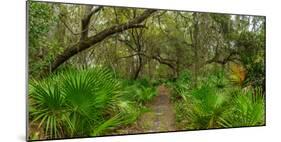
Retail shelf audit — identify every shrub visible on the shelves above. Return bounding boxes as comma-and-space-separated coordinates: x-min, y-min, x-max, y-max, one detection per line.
121, 80, 156, 105
172, 69, 264, 130
219, 87, 265, 127
205, 69, 228, 89
173, 82, 265, 130
184, 85, 231, 129
29, 68, 138, 139
168, 71, 192, 101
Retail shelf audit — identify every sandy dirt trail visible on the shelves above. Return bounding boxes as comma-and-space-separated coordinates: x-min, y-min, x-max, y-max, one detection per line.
115, 84, 176, 134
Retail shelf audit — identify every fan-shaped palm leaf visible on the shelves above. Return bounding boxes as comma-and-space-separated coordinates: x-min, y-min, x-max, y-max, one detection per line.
29, 78, 66, 138
185, 85, 231, 129
219, 88, 265, 127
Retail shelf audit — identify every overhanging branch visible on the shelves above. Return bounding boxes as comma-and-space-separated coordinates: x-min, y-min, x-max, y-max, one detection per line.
117, 52, 175, 70
47, 9, 157, 73
205, 51, 240, 65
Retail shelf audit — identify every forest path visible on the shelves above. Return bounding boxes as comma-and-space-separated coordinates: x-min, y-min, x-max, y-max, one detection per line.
140, 84, 176, 132
113, 84, 176, 134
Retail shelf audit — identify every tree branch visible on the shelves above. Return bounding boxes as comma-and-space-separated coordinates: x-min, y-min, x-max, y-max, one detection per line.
59, 6, 103, 36
59, 15, 80, 35
47, 9, 157, 73
206, 51, 239, 65
81, 6, 103, 40
118, 38, 137, 51
117, 53, 139, 60
148, 54, 175, 69
117, 52, 175, 70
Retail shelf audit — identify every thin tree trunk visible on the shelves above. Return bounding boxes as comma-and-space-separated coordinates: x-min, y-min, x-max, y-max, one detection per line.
134, 55, 143, 80
192, 13, 199, 87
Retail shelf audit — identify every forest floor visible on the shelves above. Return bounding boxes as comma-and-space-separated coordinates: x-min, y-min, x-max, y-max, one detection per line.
114, 84, 177, 134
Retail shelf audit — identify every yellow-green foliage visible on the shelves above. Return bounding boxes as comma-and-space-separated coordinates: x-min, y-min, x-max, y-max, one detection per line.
229, 63, 246, 86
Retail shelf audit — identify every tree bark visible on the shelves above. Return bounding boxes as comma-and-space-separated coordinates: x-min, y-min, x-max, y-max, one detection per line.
134, 55, 143, 80
42, 9, 156, 75
192, 13, 199, 87
80, 6, 103, 40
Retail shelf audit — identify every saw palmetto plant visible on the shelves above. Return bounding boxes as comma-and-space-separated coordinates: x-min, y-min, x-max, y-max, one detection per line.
29, 68, 137, 139
219, 88, 265, 127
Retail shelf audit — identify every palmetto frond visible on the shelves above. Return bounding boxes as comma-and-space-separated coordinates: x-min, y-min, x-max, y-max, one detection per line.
29, 68, 124, 138
29, 78, 66, 138
185, 85, 231, 129
219, 88, 265, 127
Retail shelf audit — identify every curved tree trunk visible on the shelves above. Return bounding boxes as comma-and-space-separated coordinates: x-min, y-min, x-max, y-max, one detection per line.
41, 9, 157, 76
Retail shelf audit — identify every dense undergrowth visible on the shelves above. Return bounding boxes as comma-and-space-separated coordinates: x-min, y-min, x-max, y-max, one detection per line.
167, 68, 265, 130
28, 66, 265, 140
28, 68, 156, 140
